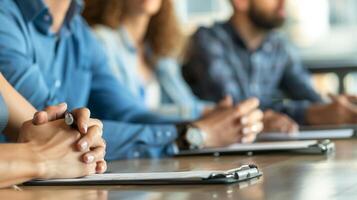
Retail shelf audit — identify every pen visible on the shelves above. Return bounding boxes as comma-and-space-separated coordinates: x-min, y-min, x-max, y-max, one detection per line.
64, 111, 76, 127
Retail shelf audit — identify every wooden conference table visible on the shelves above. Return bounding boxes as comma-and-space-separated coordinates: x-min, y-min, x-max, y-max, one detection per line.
2, 139, 357, 200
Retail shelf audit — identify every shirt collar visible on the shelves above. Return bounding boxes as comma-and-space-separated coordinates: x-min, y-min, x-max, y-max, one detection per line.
15, 0, 83, 34
223, 21, 274, 53
118, 26, 137, 53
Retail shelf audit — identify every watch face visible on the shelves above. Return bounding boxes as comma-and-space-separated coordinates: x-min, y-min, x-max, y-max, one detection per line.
186, 128, 204, 148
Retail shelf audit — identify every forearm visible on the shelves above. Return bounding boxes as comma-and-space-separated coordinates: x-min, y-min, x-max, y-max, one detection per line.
0, 143, 40, 188
0, 74, 37, 141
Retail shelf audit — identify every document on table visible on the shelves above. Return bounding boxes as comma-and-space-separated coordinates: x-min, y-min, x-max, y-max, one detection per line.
25, 165, 262, 186
257, 129, 354, 141
177, 140, 335, 156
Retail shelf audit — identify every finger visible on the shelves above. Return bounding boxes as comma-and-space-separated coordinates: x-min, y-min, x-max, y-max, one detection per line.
96, 161, 107, 174
72, 108, 91, 134
345, 95, 357, 104
88, 118, 104, 130
241, 109, 264, 125
218, 95, 233, 108
32, 111, 48, 125
44, 103, 68, 121
241, 133, 258, 144
287, 121, 299, 133
77, 125, 104, 151
82, 146, 106, 164
235, 98, 260, 117
84, 163, 97, 176
242, 122, 264, 136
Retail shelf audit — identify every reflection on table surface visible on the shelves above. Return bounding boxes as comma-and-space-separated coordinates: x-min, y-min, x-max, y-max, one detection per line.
3, 140, 357, 200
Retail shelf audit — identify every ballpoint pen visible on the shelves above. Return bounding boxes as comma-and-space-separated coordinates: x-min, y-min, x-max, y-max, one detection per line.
64, 111, 76, 127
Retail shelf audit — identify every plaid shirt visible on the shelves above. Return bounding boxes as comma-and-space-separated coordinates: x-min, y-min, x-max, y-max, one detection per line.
183, 22, 323, 124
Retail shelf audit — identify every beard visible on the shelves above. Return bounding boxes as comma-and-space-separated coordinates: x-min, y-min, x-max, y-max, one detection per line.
248, 2, 285, 30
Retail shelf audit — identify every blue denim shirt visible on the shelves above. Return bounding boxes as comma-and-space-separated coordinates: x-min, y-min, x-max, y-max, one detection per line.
183, 22, 323, 124
0, 94, 8, 134
93, 25, 212, 120
0, 0, 181, 160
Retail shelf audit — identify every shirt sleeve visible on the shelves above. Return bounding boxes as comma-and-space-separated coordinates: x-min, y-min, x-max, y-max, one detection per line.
0, 94, 9, 134
103, 120, 178, 160
276, 42, 323, 124
86, 31, 182, 124
155, 58, 213, 120
84, 28, 182, 159
0, 10, 56, 110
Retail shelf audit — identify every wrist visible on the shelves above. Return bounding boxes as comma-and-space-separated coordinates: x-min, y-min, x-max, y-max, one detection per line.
175, 123, 190, 150
26, 142, 47, 179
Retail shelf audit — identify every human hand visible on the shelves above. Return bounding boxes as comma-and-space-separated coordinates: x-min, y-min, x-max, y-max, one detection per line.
20, 119, 102, 179
262, 110, 299, 133
194, 98, 263, 148
202, 96, 234, 116
306, 94, 357, 125
20, 103, 106, 174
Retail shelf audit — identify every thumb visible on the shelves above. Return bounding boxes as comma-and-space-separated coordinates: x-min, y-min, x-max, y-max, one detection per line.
43, 103, 68, 121
32, 111, 49, 125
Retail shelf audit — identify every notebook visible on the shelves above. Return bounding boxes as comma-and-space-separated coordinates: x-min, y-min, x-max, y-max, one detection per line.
25, 164, 262, 186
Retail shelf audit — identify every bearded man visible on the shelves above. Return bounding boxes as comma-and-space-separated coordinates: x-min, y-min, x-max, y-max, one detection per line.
183, 0, 357, 131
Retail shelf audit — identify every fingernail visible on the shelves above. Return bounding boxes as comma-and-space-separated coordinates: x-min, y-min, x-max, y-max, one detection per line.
85, 155, 94, 163
242, 127, 250, 135
251, 124, 259, 132
82, 123, 88, 133
80, 141, 88, 150
240, 117, 248, 125
242, 137, 250, 144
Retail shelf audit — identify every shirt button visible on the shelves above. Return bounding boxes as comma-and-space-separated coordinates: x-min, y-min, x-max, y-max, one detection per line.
54, 80, 61, 88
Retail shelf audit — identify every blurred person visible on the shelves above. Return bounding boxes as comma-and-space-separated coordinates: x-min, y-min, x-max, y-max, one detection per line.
0, 74, 106, 188
0, 0, 263, 160
183, 0, 357, 128
82, 0, 230, 121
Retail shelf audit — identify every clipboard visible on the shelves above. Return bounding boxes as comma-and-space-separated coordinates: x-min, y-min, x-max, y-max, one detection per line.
24, 165, 262, 186
177, 140, 335, 156
257, 129, 354, 141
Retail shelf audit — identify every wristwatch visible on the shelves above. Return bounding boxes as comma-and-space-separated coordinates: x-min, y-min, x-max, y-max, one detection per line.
185, 126, 207, 149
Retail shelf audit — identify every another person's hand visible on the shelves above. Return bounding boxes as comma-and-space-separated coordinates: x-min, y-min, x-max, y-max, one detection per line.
194, 98, 264, 148
306, 94, 357, 125
19, 119, 102, 179
202, 96, 234, 116
19, 103, 106, 174
262, 110, 299, 133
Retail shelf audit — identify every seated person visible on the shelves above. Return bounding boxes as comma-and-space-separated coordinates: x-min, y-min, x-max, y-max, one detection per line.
82, 0, 224, 121
0, 74, 106, 188
0, 0, 263, 160
183, 0, 357, 127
